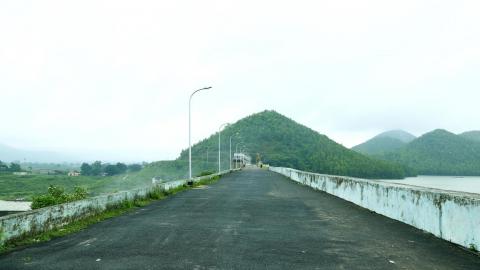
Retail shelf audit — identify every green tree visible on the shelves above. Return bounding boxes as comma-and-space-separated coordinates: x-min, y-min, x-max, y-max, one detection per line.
127, 164, 142, 172
377, 129, 480, 176
9, 162, 21, 172
91, 161, 103, 176
0, 161, 8, 172
104, 164, 119, 176
80, 163, 92, 176
115, 163, 127, 174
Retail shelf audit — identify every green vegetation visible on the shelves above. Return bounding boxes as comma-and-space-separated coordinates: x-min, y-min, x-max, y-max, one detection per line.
0, 110, 415, 201
173, 110, 409, 179
0, 171, 149, 201
379, 130, 417, 143
0, 161, 150, 200
0, 161, 7, 172
31, 185, 88, 209
352, 130, 416, 156
459, 131, 480, 143
353, 137, 407, 156
127, 164, 143, 172
0, 174, 97, 200
376, 129, 480, 176
0, 161, 22, 173
0, 175, 221, 254
9, 162, 82, 175
80, 161, 141, 176
0, 160, 218, 201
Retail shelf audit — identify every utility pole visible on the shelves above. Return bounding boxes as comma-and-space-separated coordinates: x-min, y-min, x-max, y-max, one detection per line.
189, 87, 211, 182
218, 123, 229, 173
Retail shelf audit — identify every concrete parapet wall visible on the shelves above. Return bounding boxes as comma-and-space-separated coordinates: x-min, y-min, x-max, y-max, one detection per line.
0, 170, 233, 245
270, 166, 480, 250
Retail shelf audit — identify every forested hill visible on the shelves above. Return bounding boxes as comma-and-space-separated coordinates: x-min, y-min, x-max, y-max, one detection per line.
378, 129, 480, 176
352, 130, 416, 155
460, 131, 480, 143
377, 130, 416, 143
171, 110, 409, 179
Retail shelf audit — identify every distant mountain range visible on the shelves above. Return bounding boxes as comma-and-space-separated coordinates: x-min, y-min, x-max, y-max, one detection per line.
353, 129, 480, 176
0, 143, 77, 163
4, 112, 479, 177
148, 110, 410, 179
352, 130, 416, 155
459, 131, 480, 142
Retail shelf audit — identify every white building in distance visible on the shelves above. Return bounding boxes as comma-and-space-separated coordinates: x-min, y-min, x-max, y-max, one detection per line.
233, 153, 251, 167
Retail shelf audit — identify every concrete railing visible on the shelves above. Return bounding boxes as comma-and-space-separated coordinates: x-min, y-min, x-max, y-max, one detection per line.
270, 166, 480, 250
0, 170, 235, 246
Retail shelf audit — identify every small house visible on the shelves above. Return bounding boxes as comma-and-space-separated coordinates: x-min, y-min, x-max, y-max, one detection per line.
68, 171, 81, 177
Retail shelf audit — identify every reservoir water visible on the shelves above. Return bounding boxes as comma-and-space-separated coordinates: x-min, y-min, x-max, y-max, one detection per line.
382, 176, 480, 194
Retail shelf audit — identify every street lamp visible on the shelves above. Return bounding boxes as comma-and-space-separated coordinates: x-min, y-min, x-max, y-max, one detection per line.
189, 86, 212, 182
218, 123, 229, 173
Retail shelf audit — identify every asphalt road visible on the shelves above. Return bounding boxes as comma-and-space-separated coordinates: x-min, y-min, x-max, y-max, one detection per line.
1, 168, 479, 269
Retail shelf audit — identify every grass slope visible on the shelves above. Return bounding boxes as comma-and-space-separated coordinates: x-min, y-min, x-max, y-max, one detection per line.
0, 170, 155, 201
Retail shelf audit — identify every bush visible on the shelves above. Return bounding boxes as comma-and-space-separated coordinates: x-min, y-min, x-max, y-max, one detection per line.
31, 185, 88, 209
127, 164, 142, 172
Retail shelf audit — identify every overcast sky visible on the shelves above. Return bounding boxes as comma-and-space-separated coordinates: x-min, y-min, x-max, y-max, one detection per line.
1, 0, 479, 162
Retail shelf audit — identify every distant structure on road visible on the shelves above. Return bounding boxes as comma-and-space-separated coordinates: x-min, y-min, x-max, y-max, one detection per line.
233, 153, 251, 167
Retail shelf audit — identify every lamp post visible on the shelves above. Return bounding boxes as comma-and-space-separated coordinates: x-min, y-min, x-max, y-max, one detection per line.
229, 136, 232, 170
189, 87, 211, 182
218, 123, 229, 173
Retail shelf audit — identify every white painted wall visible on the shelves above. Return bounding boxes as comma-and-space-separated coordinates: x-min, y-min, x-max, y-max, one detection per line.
270, 167, 480, 250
